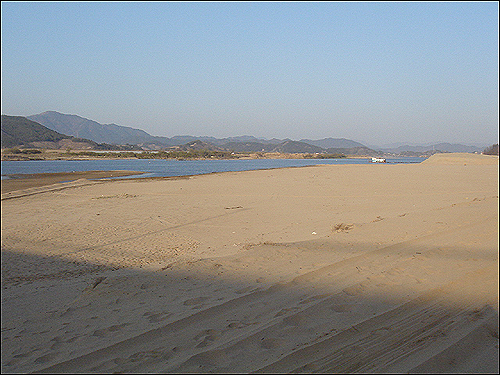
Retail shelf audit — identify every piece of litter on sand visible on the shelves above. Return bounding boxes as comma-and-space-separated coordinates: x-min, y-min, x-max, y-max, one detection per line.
312, 232, 317, 235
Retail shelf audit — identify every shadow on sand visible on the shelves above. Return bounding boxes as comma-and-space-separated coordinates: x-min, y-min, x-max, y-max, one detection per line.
2, 236, 498, 374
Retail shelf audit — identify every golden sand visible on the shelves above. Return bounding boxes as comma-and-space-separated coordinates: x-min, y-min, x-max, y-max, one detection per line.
1, 153, 498, 373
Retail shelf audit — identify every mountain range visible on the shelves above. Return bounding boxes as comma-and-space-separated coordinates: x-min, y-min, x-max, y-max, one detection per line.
1, 110, 489, 155
25, 111, 379, 154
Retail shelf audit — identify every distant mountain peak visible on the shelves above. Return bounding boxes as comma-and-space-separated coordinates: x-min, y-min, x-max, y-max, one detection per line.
27, 111, 155, 145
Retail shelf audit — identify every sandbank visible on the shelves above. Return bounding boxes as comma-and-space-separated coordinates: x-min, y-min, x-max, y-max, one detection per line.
1, 170, 144, 194
1, 153, 498, 373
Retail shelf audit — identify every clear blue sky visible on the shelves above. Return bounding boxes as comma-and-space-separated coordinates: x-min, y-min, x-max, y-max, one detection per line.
1, 2, 498, 146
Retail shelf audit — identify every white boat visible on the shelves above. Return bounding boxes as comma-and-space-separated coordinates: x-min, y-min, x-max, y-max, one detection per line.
371, 157, 387, 163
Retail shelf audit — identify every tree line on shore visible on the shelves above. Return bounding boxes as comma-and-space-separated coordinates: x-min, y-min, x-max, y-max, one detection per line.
1, 148, 347, 160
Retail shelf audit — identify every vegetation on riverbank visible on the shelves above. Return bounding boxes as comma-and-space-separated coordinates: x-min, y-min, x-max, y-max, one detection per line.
483, 144, 499, 156
1, 148, 347, 161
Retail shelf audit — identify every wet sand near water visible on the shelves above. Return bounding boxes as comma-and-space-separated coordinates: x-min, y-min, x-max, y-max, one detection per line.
1, 170, 144, 194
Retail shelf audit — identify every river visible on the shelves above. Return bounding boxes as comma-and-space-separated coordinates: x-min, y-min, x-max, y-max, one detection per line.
1, 157, 425, 180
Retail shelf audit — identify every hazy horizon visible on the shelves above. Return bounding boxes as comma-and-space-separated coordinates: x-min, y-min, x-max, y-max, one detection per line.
0, 109, 489, 149
2, 2, 498, 146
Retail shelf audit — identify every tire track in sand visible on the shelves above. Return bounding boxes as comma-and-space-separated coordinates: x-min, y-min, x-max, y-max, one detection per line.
34, 217, 497, 373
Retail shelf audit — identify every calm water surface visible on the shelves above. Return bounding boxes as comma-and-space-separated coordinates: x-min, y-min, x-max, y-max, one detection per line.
1, 157, 425, 180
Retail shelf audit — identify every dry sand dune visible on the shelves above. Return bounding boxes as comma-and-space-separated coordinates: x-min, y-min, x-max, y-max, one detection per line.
1, 153, 498, 373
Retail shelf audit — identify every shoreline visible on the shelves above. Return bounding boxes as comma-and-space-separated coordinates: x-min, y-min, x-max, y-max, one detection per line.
1, 157, 427, 194
0, 164, 345, 197
1, 148, 428, 162
1, 153, 498, 373
1, 170, 144, 194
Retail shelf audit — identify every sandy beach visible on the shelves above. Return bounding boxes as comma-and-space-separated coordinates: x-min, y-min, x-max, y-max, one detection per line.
1, 152, 498, 373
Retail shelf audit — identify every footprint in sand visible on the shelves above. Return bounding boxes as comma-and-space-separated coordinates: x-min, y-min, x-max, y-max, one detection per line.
183, 349, 227, 369
5, 352, 32, 367
59, 307, 77, 317
143, 312, 171, 323
274, 307, 299, 317
343, 284, 367, 296
260, 337, 284, 349
227, 321, 246, 329
34, 352, 59, 364
183, 296, 208, 306
235, 285, 259, 294
282, 313, 308, 327
330, 304, 352, 313
49, 336, 64, 350
195, 329, 219, 348
112, 348, 172, 369
299, 294, 329, 305
302, 363, 320, 371
92, 323, 131, 337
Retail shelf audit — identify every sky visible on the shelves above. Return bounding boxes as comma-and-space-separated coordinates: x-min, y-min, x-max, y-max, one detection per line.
1, 2, 498, 146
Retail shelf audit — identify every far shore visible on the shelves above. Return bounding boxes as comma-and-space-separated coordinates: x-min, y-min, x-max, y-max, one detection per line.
1, 148, 426, 162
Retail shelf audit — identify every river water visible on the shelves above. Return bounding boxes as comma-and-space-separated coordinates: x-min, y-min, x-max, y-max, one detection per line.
1, 157, 425, 180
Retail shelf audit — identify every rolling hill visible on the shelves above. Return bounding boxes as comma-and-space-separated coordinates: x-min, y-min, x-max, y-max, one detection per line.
2, 115, 71, 148
27, 111, 167, 146
1, 115, 136, 150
